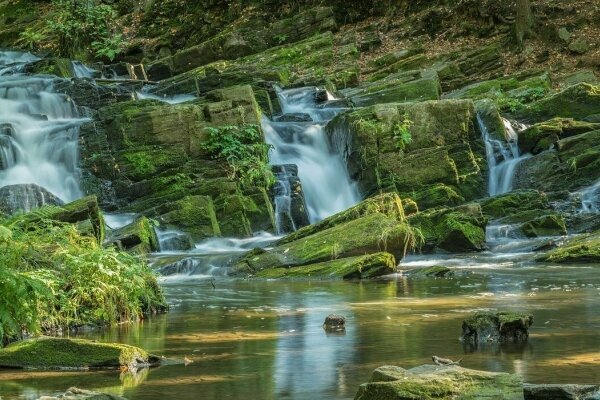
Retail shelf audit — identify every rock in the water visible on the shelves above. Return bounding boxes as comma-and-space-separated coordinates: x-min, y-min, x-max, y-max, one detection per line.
355, 364, 523, 400
274, 113, 313, 123
104, 216, 160, 255
0, 184, 64, 215
38, 387, 127, 400
314, 89, 329, 104
523, 383, 600, 400
537, 230, 600, 263
461, 312, 533, 345
323, 314, 346, 331
0, 337, 160, 370
403, 265, 454, 278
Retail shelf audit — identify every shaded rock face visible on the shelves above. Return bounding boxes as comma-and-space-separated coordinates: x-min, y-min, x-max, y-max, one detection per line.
355, 364, 523, 400
0, 184, 63, 215
461, 312, 533, 346
104, 216, 160, 256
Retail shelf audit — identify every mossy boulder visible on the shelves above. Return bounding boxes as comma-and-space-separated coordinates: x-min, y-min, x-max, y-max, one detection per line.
520, 214, 567, 238
24, 58, 74, 78
537, 231, 600, 263
0, 337, 160, 370
232, 212, 417, 276
105, 216, 159, 255
408, 204, 487, 253
461, 312, 533, 345
480, 190, 550, 219
348, 75, 441, 107
518, 118, 600, 155
327, 100, 486, 201
152, 195, 220, 241
355, 364, 523, 400
255, 252, 396, 280
277, 192, 405, 245
514, 83, 600, 123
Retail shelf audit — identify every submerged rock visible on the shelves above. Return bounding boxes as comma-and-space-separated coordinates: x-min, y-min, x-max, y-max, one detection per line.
37, 387, 127, 400
0, 184, 63, 215
403, 265, 454, 278
523, 383, 600, 400
355, 364, 523, 400
0, 337, 160, 370
461, 312, 533, 345
274, 113, 313, 122
323, 314, 346, 331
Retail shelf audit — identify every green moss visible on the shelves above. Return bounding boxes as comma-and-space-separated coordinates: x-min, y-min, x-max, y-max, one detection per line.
520, 214, 567, 238
537, 231, 600, 263
480, 190, 549, 219
158, 195, 221, 240
518, 118, 600, 154
0, 337, 158, 369
408, 184, 465, 210
403, 265, 454, 278
255, 252, 396, 280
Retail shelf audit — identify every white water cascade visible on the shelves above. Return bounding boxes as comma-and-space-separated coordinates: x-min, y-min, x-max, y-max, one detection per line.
575, 179, 600, 213
262, 87, 360, 227
0, 51, 85, 203
478, 116, 530, 196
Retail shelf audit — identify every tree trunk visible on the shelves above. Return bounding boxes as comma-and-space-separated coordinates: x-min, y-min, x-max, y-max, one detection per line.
515, 0, 533, 50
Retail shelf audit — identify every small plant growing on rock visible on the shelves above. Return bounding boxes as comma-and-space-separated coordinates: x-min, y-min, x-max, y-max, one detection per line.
392, 114, 413, 151
202, 125, 275, 189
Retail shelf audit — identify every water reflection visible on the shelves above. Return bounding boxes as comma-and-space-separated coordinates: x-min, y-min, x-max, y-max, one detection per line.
1, 266, 600, 399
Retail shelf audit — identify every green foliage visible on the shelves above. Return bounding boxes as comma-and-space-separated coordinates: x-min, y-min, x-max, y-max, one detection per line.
46, 0, 126, 60
392, 114, 413, 151
274, 33, 288, 45
0, 219, 166, 346
19, 27, 47, 51
202, 125, 274, 188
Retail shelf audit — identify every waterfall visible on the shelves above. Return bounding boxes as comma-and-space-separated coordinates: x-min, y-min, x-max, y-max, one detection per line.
262, 87, 360, 229
478, 116, 530, 196
0, 51, 85, 203
71, 61, 96, 79
575, 179, 600, 213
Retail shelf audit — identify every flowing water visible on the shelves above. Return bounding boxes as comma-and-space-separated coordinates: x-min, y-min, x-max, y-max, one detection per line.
2, 265, 600, 400
0, 51, 84, 203
263, 87, 360, 227
478, 116, 531, 196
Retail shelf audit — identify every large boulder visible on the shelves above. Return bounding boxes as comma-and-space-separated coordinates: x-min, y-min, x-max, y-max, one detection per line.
461, 312, 533, 345
355, 365, 523, 400
408, 204, 487, 253
514, 83, 600, 123
326, 100, 486, 204
0, 184, 63, 215
104, 216, 160, 255
0, 337, 160, 370
537, 230, 600, 263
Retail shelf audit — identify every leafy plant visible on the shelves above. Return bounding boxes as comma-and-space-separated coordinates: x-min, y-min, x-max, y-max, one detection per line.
392, 114, 413, 151
19, 28, 47, 51
46, 0, 126, 60
274, 33, 288, 45
0, 218, 166, 346
202, 124, 274, 188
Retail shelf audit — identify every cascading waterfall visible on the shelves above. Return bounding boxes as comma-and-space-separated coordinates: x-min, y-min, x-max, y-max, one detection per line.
262, 87, 360, 228
71, 61, 96, 79
478, 115, 530, 197
0, 51, 84, 204
575, 179, 600, 213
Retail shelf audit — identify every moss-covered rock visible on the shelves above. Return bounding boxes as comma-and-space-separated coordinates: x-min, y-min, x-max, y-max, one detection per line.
153, 195, 220, 241
355, 364, 523, 400
255, 252, 396, 279
23, 58, 75, 78
537, 231, 600, 263
520, 214, 567, 238
232, 212, 418, 276
348, 75, 441, 107
461, 312, 533, 344
408, 204, 487, 253
518, 118, 600, 155
105, 216, 160, 255
0, 337, 160, 370
37, 387, 127, 400
479, 190, 550, 219
277, 192, 405, 245
327, 100, 486, 202
514, 83, 600, 123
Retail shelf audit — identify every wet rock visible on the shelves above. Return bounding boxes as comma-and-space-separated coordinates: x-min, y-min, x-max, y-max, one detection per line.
0, 337, 160, 370
355, 364, 523, 400
461, 312, 533, 345
537, 230, 600, 263
157, 231, 194, 251
314, 89, 329, 104
408, 204, 487, 253
523, 383, 600, 400
404, 265, 454, 278
520, 214, 567, 238
274, 113, 313, 123
271, 164, 310, 234
256, 252, 397, 280
0, 184, 63, 215
323, 314, 346, 331
104, 216, 159, 255
38, 387, 127, 400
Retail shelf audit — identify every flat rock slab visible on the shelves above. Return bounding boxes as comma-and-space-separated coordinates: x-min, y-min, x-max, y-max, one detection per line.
38, 387, 127, 400
0, 337, 160, 371
524, 383, 600, 400
355, 365, 523, 400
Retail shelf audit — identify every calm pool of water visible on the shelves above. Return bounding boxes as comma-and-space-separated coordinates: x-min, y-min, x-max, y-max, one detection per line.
1, 262, 600, 399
